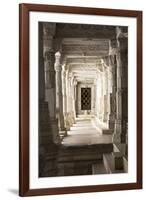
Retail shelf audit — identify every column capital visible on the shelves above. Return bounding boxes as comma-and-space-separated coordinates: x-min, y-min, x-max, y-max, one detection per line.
44, 51, 55, 68
109, 38, 118, 48
43, 23, 56, 55
116, 27, 128, 39
117, 37, 128, 52
43, 23, 56, 38
54, 51, 61, 72
62, 64, 68, 72
62, 65, 67, 83
102, 56, 110, 67
54, 38, 63, 52
74, 79, 77, 86
116, 27, 128, 51
109, 54, 117, 66
68, 72, 73, 79
109, 39, 119, 56
55, 51, 61, 59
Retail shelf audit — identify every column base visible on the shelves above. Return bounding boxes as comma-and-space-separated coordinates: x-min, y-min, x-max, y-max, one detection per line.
108, 113, 115, 129
112, 152, 124, 170
39, 142, 59, 177
112, 133, 122, 144
59, 130, 67, 140
113, 119, 127, 143
50, 118, 61, 144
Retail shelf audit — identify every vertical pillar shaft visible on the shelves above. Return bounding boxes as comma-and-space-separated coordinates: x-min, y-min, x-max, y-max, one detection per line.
102, 63, 108, 123
72, 79, 76, 121
69, 76, 75, 124
62, 66, 67, 115
39, 22, 59, 177
44, 51, 56, 119
113, 29, 128, 144
93, 78, 97, 116
62, 64, 68, 131
43, 23, 60, 144
100, 71, 104, 121
54, 52, 65, 131
108, 53, 117, 130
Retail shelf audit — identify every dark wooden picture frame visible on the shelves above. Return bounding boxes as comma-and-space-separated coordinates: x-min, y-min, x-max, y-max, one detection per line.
19, 3, 142, 197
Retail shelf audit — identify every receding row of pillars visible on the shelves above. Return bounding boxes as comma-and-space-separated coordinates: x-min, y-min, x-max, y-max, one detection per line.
89, 36, 128, 147
39, 23, 128, 149
94, 35, 128, 146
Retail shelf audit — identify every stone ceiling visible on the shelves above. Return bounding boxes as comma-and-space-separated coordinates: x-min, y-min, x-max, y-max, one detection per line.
61, 38, 109, 83
54, 23, 116, 84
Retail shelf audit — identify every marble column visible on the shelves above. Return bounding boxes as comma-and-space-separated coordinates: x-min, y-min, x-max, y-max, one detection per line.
62, 64, 68, 132
96, 72, 101, 120
72, 78, 77, 122
65, 70, 72, 130
67, 73, 75, 125
67, 74, 71, 111
108, 52, 117, 130
102, 63, 108, 123
54, 52, 65, 132
44, 51, 55, 119
93, 78, 97, 116
69, 75, 75, 123
65, 70, 69, 113
43, 23, 60, 144
113, 27, 128, 144
74, 80, 77, 117
39, 22, 58, 177
75, 82, 79, 116
39, 23, 52, 147
99, 70, 104, 121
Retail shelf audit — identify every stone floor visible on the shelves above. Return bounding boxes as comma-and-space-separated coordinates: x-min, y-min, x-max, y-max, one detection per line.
62, 117, 112, 146
58, 116, 113, 176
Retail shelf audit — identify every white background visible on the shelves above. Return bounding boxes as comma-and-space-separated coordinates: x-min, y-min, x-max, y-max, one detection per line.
0, 0, 145, 199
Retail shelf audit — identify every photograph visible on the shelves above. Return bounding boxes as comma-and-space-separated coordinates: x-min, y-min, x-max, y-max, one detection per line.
38, 22, 128, 177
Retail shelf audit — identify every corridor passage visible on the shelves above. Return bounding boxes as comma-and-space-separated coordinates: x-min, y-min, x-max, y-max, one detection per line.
58, 116, 114, 176
62, 116, 112, 146
39, 22, 128, 177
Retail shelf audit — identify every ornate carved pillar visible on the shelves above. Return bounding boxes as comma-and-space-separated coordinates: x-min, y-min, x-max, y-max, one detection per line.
75, 82, 79, 116
108, 56, 117, 130
72, 78, 77, 122
108, 40, 118, 130
102, 56, 113, 126
94, 78, 97, 116
62, 64, 68, 132
69, 75, 75, 123
44, 51, 55, 118
39, 23, 58, 177
113, 27, 128, 144
43, 23, 60, 144
66, 73, 75, 126
99, 70, 104, 121
67, 75, 71, 112
39, 23, 51, 146
54, 51, 65, 133
102, 61, 108, 123
95, 72, 99, 119
74, 80, 77, 117
65, 71, 72, 130
62, 65, 67, 112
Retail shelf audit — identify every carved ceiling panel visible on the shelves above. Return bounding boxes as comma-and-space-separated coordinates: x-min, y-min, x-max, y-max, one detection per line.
55, 23, 116, 39
65, 56, 102, 64
69, 64, 100, 71
62, 44, 109, 57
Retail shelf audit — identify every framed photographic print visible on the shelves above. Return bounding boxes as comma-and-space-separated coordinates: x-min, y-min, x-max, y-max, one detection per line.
19, 3, 142, 196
